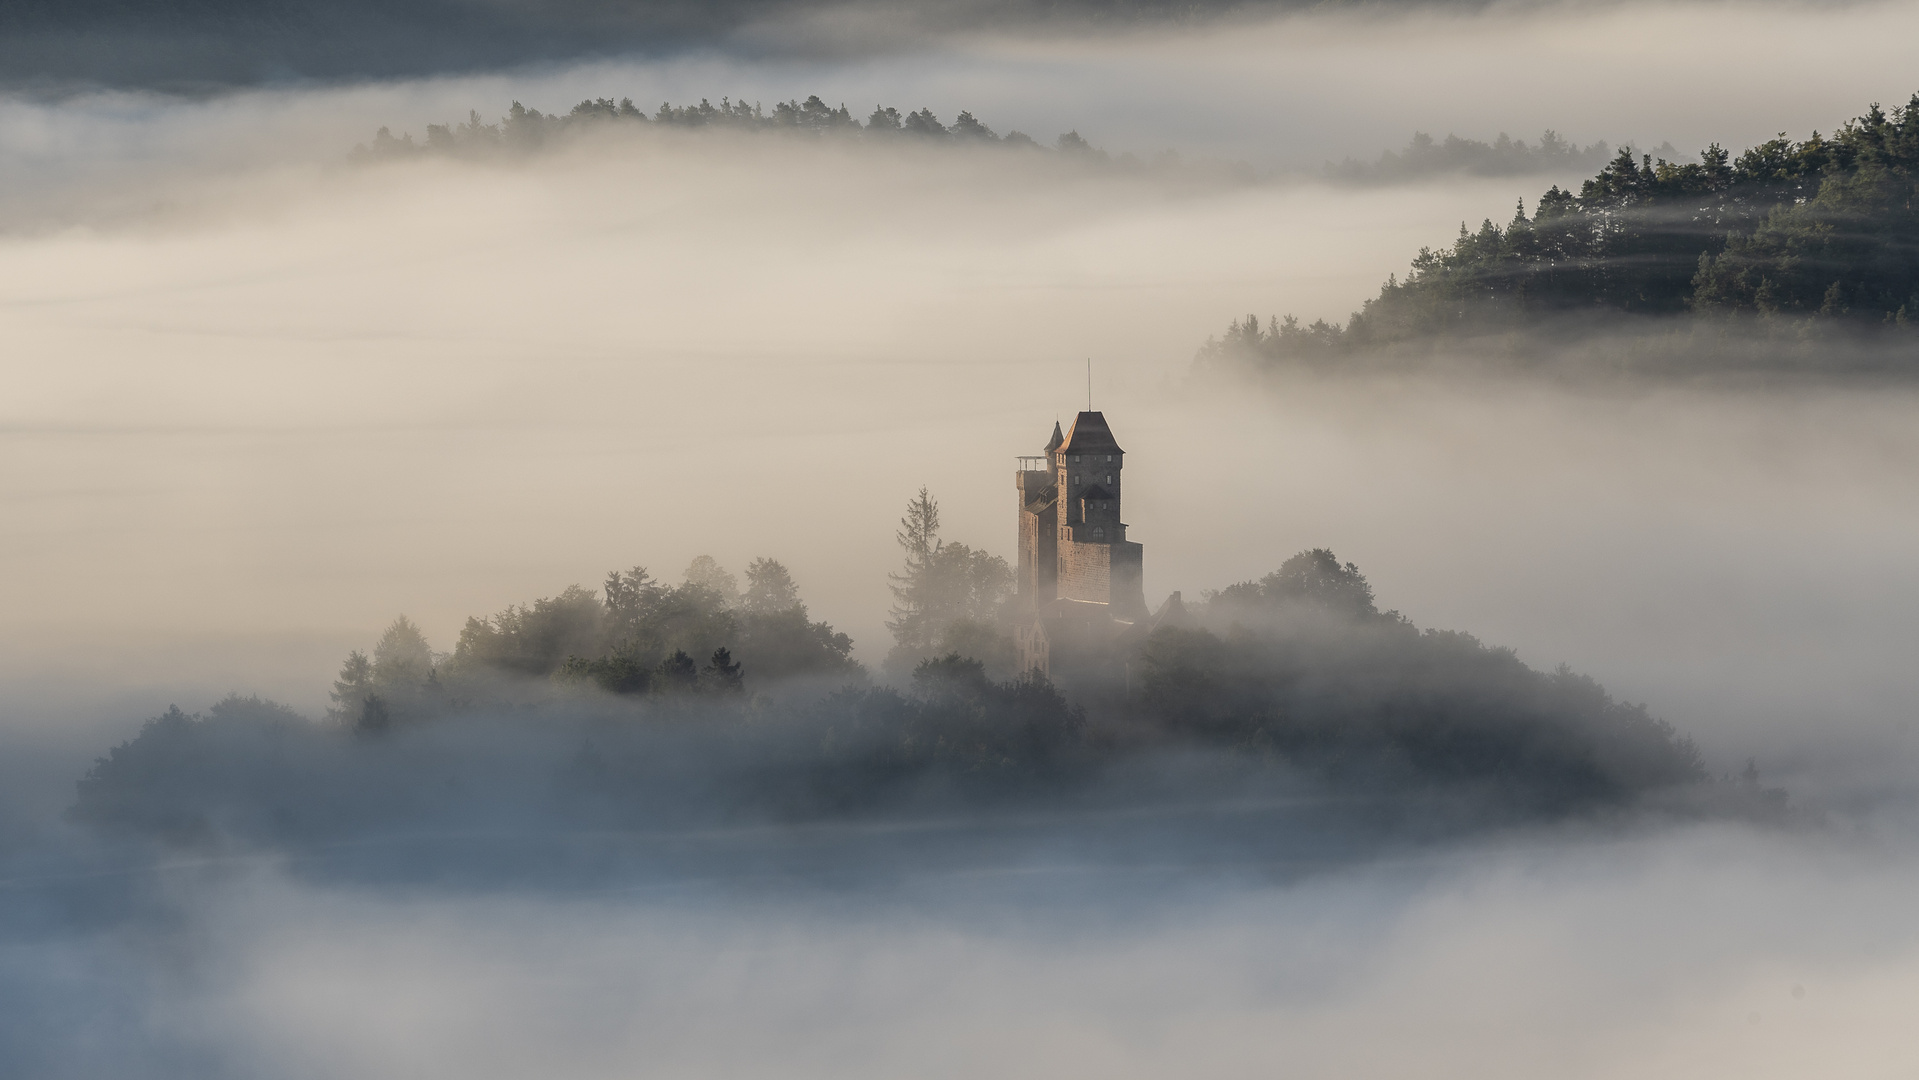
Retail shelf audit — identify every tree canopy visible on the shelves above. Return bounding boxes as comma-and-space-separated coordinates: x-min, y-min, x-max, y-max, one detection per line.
325, 554, 860, 725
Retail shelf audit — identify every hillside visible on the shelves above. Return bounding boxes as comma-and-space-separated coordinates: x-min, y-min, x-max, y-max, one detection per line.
1204, 93, 1919, 371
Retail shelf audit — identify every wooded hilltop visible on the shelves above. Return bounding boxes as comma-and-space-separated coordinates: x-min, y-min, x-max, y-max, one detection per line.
72, 492, 1764, 856
1204, 93, 1919, 370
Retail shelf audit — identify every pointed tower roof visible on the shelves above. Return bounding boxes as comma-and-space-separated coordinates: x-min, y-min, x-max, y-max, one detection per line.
1056, 411, 1123, 455
1043, 421, 1064, 453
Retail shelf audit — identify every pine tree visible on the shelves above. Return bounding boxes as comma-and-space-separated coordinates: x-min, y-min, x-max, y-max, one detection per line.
887, 488, 941, 651
328, 650, 374, 722
743, 558, 801, 614
703, 648, 745, 693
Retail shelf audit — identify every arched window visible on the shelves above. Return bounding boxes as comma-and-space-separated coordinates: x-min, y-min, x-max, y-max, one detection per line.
1092, 526, 1106, 540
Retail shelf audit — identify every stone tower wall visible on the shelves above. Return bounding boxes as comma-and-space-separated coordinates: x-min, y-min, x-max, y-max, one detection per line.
1016, 467, 1057, 606
1056, 539, 1111, 605
1056, 453, 1121, 524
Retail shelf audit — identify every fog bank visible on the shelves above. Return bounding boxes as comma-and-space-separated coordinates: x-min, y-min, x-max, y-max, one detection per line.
7, 819, 1918, 1079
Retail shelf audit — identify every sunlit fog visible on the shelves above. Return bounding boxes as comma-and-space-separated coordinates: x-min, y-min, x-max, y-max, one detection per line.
3, 0, 1918, 1076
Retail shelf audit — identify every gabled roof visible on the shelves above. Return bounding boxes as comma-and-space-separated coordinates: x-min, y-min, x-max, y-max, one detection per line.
1078, 484, 1113, 501
1055, 411, 1123, 455
1043, 421, 1065, 453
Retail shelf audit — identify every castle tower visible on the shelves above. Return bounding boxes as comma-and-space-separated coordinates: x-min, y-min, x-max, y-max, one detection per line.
1015, 412, 1147, 676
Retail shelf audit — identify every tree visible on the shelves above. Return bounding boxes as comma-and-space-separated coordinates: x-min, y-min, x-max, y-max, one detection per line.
655, 650, 699, 693
1260, 548, 1378, 617
934, 618, 1018, 681
327, 650, 374, 722
736, 606, 858, 682
919, 544, 1013, 628
555, 649, 653, 696
1210, 548, 1379, 621
326, 616, 438, 724
951, 111, 997, 141
683, 556, 741, 607
703, 647, 745, 694
885, 489, 1013, 675
373, 615, 434, 685
743, 558, 800, 614
733, 558, 861, 682
602, 565, 661, 645
643, 582, 738, 664
447, 585, 603, 679
903, 108, 947, 138
887, 488, 943, 650
355, 695, 391, 736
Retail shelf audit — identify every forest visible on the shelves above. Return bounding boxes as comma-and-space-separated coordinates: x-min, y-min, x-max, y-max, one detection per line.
1325, 129, 1620, 183
354, 95, 1115, 160
70, 492, 1761, 860
1203, 92, 1919, 370
356, 93, 1607, 184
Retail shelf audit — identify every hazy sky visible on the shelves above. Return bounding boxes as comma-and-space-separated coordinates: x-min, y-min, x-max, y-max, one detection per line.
3, 3, 1918, 1075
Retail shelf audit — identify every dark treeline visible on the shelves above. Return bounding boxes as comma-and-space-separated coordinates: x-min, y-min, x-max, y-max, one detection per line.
1206, 93, 1919, 371
1326, 129, 1620, 184
73, 504, 1767, 859
356, 95, 1125, 163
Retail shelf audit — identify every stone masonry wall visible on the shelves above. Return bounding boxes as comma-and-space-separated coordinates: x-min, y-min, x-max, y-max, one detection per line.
1057, 539, 1112, 604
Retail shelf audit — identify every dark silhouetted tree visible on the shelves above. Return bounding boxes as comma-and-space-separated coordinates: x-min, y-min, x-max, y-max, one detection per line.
703, 647, 745, 694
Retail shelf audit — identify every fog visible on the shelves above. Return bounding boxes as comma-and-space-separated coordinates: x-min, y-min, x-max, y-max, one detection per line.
4, 3, 1919, 1075
9, 821, 1919, 1077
